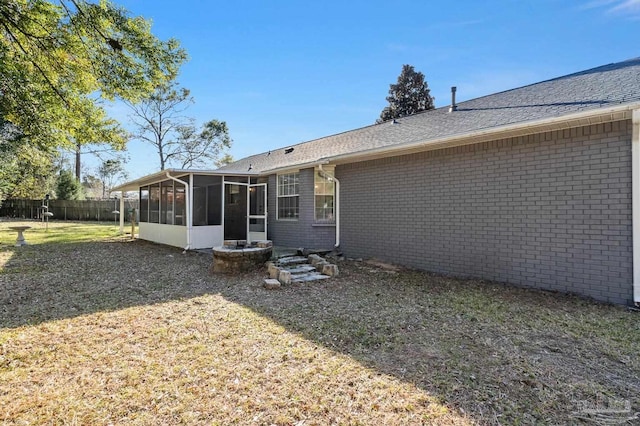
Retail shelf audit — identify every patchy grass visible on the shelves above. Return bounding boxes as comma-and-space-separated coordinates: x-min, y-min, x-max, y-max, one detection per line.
0, 220, 119, 246
1, 221, 639, 424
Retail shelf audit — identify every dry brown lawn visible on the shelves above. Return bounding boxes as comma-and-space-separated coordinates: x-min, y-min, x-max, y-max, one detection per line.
1, 221, 639, 425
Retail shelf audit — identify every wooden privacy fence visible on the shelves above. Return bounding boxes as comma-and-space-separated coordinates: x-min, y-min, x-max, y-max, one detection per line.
0, 199, 139, 221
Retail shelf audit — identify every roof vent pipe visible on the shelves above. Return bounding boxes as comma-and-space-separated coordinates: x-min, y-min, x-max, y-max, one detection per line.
449, 86, 457, 113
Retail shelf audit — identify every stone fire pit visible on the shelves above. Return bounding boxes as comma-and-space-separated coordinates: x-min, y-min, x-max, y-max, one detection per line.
211, 240, 273, 273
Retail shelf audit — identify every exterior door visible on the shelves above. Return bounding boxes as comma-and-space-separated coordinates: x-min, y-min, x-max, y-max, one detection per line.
249, 183, 267, 241
223, 183, 247, 240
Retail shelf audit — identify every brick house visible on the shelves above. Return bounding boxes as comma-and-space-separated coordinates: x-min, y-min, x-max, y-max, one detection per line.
115, 58, 640, 306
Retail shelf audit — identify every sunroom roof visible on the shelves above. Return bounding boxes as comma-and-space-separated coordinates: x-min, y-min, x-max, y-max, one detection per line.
112, 168, 260, 192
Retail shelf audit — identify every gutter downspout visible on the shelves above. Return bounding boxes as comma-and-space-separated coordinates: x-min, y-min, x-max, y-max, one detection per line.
632, 109, 640, 306
318, 164, 340, 248
166, 171, 191, 251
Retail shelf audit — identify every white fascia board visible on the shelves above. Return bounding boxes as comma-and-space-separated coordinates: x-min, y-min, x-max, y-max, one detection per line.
262, 160, 329, 175
112, 169, 260, 192
112, 169, 189, 192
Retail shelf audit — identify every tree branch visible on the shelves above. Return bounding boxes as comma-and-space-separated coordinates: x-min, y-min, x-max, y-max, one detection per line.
0, 20, 70, 107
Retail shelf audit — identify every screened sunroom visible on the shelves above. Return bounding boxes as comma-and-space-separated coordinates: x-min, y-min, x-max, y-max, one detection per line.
112, 169, 268, 249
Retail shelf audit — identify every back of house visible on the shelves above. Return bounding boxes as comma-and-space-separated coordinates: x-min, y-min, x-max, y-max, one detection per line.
219, 58, 640, 306
118, 58, 640, 306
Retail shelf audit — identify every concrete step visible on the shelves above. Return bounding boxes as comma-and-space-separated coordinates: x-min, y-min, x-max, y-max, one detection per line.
267, 254, 338, 286
282, 265, 317, 274
276, 256, 309, 266
291, 272, 332, 283
263, 278, 281, 290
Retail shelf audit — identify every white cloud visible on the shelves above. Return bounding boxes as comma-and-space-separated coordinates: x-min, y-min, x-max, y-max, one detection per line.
610, 0, 640, 12
583, 0, 640, 16
582, 0, 619, 9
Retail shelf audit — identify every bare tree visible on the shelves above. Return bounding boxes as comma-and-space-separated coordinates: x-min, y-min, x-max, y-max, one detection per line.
126, 82, 232, 170
97, 158, 128, 198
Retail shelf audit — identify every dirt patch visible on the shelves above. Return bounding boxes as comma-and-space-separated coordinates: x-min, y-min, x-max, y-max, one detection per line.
364, 258, 403, 272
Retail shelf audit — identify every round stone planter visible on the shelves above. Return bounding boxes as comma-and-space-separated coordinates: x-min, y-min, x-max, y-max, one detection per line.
211, 240, 273, 273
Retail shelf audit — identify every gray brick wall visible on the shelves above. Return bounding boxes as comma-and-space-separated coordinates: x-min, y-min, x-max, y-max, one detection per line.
336, 120, 633, 305
267, 168, 336, 249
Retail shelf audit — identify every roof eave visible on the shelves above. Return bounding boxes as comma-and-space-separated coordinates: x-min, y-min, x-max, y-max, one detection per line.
260, 159, 330, 175
111, 168, 260, 192
322, 103, 640, 166
112, 169, 187, 192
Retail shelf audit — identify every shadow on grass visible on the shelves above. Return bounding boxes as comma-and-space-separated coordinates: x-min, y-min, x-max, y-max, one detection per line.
216, 265, 640, 424
0, 239, 215, 329
1, 238, 639, 424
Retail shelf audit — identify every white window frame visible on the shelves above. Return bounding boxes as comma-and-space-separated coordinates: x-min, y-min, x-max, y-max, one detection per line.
277, 172, 300, 220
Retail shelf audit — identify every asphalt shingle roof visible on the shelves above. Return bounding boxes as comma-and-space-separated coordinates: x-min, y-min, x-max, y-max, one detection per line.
218, 58, 640, 173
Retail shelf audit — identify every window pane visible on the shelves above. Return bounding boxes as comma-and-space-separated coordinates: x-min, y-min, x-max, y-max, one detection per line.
224, 176, 248, 183
174, 184, 185, 226
139, 187, 149, 223
193, 175, 222, 226
207, 182, 222, 225
277, 173, 299, 220
160, 182, 172, 224
249, 185, 265, 215
314, 170, 335, 222
278, 196, 299, 219
249, 218, 265, 232
149, 184, 160, 223
193, 186, 206, 226
166, 182, 174, 225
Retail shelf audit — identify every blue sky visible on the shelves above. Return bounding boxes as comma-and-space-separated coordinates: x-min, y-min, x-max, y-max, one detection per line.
91, 0, 640, 180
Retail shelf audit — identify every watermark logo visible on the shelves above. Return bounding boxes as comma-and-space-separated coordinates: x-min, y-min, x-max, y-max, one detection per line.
571, 398, 639, 425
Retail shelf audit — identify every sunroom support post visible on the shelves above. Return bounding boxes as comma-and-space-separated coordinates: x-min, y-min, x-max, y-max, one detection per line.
119, 192, 125, 234
166, 172, 191, 250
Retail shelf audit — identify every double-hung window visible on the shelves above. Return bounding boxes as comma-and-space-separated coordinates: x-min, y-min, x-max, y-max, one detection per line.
314, 169, 335, 222
277, 173, 299, 219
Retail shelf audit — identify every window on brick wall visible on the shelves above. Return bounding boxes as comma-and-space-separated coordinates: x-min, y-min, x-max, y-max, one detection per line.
277, 172, 299, 220
314, 169, 335, 222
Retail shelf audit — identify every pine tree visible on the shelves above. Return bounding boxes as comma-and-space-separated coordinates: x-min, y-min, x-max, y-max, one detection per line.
56, 170, 83, 200
378, 65, 435, 123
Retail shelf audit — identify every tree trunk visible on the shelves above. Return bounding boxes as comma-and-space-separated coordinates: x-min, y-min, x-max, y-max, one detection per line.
75, 143, 81, 180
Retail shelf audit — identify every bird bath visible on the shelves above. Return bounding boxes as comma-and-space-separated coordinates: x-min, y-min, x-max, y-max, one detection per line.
9, 226, 31, 247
